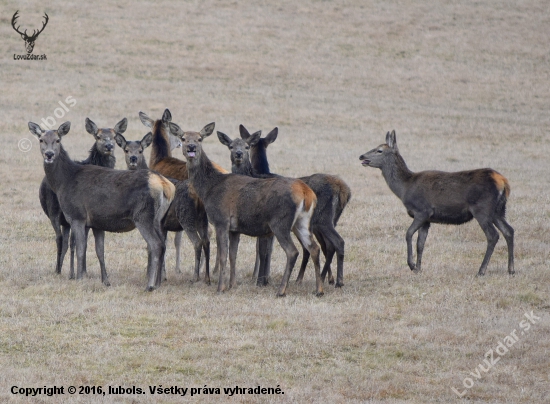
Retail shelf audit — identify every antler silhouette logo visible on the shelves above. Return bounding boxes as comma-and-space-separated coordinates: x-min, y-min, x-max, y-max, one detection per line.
11, 11, 49, 54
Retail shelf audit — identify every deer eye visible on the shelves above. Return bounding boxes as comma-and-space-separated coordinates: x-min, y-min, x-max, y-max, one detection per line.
198, 138, 203, 142
139, 150, 143, 154
245, 146, 250, 150
377, 149, 383, 153
39, 139, 43, 143
125, 150, 129, 153
229, 146, 233, 150
56, 139, 60, 143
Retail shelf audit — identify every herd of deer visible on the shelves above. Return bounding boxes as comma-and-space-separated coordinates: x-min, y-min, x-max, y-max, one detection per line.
27, 110, 515, 296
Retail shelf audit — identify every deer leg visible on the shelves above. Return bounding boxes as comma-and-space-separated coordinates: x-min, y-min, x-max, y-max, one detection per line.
253, 238, 261, 280
228, 232, 240, 290
476, 219, 499, 276
185, 230, 202, 282
295, 239, 309, 285
71, 221, 87, 281
494, 217, 515, 275
92, 229, 110, 286
292, 224, 323, 297
256, 236, 272, 287
135, 222, 165, 291
406, 217, 429, 272
415, 222, 431, 273
174, 231, 183, 274
59, 224, 70, 275
69, 229, 76, 279
160, 230, 168, 282
273, 232, 299, 297
321, 226, 345, 287
216, 227, 229, 293
197, 219, 210, 285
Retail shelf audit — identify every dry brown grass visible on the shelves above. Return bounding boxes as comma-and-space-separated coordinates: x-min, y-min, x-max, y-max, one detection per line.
1, 0, 549, 402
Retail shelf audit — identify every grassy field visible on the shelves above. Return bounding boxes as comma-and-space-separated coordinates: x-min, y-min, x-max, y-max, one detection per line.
1, 0, 549, 402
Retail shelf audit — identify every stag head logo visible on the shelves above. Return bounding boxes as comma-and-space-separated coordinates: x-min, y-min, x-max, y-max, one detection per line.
11, 11, 49, 54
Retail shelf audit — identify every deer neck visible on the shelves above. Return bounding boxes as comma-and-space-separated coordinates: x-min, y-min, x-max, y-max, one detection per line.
187, 151, 226, 202
231, 157, 253, 177
137, 159, 149, 170
79, 143, 116, 168
43, 146, 78, 193
150, 121, 172, 167
250, 143, 271, 176
380, 152, 414, 200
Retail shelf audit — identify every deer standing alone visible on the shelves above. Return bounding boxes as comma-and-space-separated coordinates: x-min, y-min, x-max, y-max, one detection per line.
231, 125, 351, 287
39, 117, 126, 281
173, 122, 324, 297
30, 121, 174, 290
359, 130, 514, 275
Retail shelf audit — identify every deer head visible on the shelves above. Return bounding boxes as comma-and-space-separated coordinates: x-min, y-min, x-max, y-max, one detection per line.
12, 11, 49, 54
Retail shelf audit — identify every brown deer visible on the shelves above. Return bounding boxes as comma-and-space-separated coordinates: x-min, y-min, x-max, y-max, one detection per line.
236, 125, 351, 287
113, 130, 208, 282
11, 10, 48, 54
40, 117, 126, 281
172, 122, 324, 297
359, 130, 514, 276
29, 121, 174, 290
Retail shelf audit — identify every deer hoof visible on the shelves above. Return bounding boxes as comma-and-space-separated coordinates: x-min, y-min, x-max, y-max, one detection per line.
276, 292, 286, 298
145, 285, 156, 292
103, 280, 111, 287
335, 282, 344, 288
315, 291, 324, 297
508, 270, 515, 276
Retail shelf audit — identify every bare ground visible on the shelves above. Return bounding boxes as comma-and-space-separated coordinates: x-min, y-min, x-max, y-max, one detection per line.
0, 0, 549, 402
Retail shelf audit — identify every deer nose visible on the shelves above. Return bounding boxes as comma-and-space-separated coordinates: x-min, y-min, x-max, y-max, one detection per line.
187, 144, 196, 152
45, 151, 54, 159
129, 156, 137, 163
105, 144, 114, 151
235, 150, 243, 158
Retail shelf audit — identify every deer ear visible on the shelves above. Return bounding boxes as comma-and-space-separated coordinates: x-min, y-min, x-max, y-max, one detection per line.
139, 111, 154, 128
141, 132, 153, 149
57, 121, 71, 137
162, 109, 172, 123
200, 122, 215, 139
114, 133, 126, 149
387, 130, 398, 150
114, 118, 128, 134
168, 122, 183, 138
264, 127, 278, 146
247, 131, 262, 147
239, 124, 251, 140
217, 131, 232, 148
85, 118, 98, 137
28, 122, 44, 139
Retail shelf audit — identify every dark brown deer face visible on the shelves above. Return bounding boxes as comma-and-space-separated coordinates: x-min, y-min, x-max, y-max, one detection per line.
170, 122, 215, 164
12, 11, 48, 54
115, 132, 153, 169
217, 130, 261, 166
85, 118, 127, 156
28, 121, 70, 164
359, 130, 398, 168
